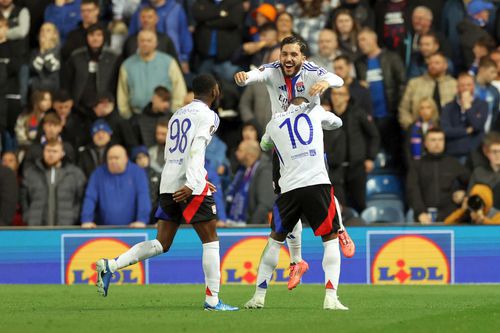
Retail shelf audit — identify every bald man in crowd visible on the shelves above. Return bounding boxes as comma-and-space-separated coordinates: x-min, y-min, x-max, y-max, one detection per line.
81, 145, 151, 227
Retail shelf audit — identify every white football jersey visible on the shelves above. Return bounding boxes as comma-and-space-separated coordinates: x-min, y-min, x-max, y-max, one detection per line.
262, 103, 343, 193
237, 60, 344, 113
160, 100, 219, 195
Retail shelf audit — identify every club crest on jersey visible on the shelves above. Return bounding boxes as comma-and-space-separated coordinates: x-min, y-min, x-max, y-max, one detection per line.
296, 81, 305, 92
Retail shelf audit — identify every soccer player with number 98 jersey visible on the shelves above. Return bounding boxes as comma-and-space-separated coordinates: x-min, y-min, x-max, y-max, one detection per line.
94, 74, 238, 311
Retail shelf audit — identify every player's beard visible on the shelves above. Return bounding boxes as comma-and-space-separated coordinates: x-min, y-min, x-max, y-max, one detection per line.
211, 95, 221, 111
281, 62, 302, 78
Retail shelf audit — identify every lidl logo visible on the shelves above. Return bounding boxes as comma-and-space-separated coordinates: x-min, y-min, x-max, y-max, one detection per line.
368, 232, 453, 285
62, 234, 147, 285
221, 237, 290, 284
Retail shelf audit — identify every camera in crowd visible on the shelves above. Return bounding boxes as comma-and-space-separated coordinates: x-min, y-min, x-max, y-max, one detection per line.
467, 195, 484, 212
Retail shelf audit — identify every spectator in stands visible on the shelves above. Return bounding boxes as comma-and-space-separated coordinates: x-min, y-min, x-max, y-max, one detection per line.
407, 33, 454, 80
29, 23, 61, 92
457, 0, 495, 70
15, 90, 52, 150
0, 0, 30, 58
78, 119, 112, 178
52, 90, 88, 150
62, 23, 120, 115
465, 131, 499, 172
1, 150, 22, 225
467, 134, 500, 206
0, 163, 17, 226
309, 29, 340, 72
21, 139, 86, 226
61, 0, 105, 62
489, 50, 500, 92
356, 27, 405, 164
44, 0, 81, 43
118, 30, 186, 118
441, 73, 488, 162
91, 92, 138, 150
275, 12, 295, 43
474, 57, 500, 133
374, 0, 411, 58
131, 145, 160, 223
399, 52, 457, 130
206, 131, 229, 177
23, 112, 75, 168
445, 184, 500, 224
407, 128, 469, 224
333, 54, 372, 114
148, 118, 167, 173
236, 22, 279, 70
331, 9, 360, 61
192, 0, 244, 82
405, 97, 439, 163
129, 0, 192, 73
468, 36, 496, 77
226, 140, 274, 225
122, 5, 179, 61
81, 144, 151, 228
326, 0, 375, 31
404, 6, 452, 66
0, 15, 24, 147
248, 3, 277, 41
287, 0, 327, 55
132, 86, 171, 147
331, 85, 379, 213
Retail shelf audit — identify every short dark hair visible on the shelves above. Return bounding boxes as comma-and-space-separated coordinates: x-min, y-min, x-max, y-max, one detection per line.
420, 32, 439, 45
153, 86, 171, 101
81, 0, 99, 7
334, 54, 352, 65
483, 131, 500, 147
156, 118, 169, 128
475, 35, 496, 52
192, 74, 218, 97
52, 90, 73, 103
280, 35, 307, 54
479, 57, 497, 69
87, 23, 105, 36
44, 138, 64, 150
428, 51, 447, 60
140, 5, 157, 14
259, 22, 277, 34
425, 127, 445, 137
43, 112, 62, 126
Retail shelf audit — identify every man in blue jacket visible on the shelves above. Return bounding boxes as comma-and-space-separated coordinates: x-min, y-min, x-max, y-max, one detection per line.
81, 144, 151, 227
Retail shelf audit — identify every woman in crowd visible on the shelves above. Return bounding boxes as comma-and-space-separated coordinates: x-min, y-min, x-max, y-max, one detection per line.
15, 90, 52, 151
331, 8, 360, 60
30, 23, 61, 92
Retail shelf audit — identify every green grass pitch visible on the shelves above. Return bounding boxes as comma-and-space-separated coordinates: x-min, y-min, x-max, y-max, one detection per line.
1, 285, 500, 333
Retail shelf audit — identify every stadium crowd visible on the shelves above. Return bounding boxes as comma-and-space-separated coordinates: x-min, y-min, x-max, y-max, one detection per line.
1, 0, 500, 227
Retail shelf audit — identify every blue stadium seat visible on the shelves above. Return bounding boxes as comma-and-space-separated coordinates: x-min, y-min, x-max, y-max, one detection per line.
366, 174, 404, 200
366, 197, 405, 213
360, 206, 405, 223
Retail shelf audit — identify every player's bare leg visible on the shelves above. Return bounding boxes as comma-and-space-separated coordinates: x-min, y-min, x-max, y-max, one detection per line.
193, 219, 238, 311
96, 220, 178, 297
321, 232, 348, 310
245, 231, 287, 309
334, 197, 356, 258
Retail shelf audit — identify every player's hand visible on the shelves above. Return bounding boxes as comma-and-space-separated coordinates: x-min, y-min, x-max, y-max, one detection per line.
308, 81, 329, 96
81, 222, 97, 229
173, 185, 193, 203
207, 181, 217, 193
234, 71, 249, 85
470, 209, 485, 224
129, 221, 147, 228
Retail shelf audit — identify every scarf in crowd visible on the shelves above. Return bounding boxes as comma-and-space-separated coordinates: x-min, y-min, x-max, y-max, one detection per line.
226, 161, 260, 223
410, 119, 434, 160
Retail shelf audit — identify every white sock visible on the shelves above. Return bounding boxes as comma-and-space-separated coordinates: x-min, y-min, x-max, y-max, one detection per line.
322, 238, 341, 299
203, 241, 220, 307
287, 221, 302, 264
110, 239, 164, 273
255, 238, 283, 298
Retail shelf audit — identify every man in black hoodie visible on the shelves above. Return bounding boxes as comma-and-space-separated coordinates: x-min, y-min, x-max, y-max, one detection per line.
62, 23, 120, 115
331, 85, 380, 213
